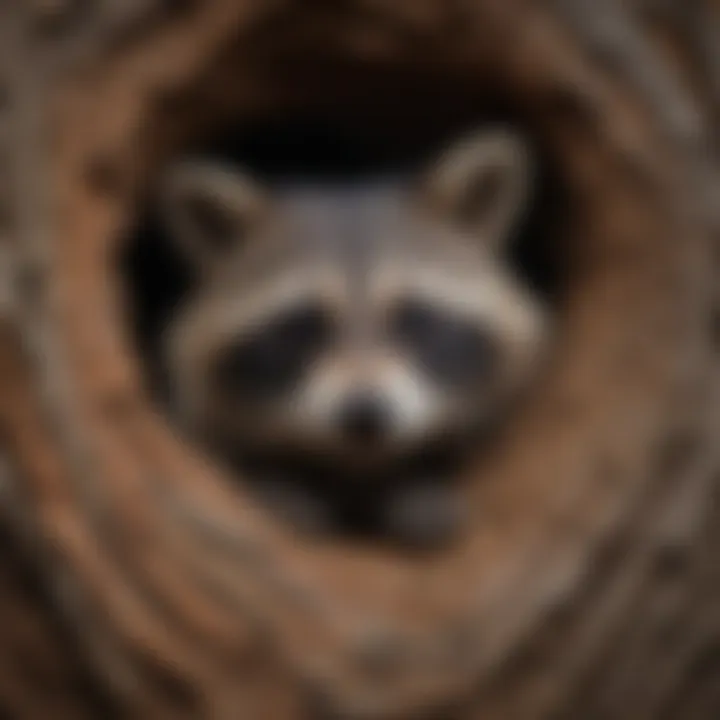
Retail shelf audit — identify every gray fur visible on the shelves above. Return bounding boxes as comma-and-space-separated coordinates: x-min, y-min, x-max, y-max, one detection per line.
158, 128, 550, 546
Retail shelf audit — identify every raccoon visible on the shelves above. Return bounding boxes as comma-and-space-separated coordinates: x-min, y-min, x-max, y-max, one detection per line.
158, 128, 550, 547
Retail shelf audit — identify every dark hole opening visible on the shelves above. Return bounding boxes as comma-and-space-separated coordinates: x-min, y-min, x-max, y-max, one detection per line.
120, 91, 569, 547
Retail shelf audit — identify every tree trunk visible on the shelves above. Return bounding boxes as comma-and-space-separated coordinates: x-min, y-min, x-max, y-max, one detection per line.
1, 1, 719, 718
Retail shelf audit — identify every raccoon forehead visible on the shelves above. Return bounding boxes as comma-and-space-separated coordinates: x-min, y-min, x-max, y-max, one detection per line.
274, 182, 408, 215
208, 182, 479, 274
271, 183, 414, 256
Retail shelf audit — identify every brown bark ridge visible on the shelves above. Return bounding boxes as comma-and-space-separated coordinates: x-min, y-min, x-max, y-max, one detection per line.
1, 1, 719, 718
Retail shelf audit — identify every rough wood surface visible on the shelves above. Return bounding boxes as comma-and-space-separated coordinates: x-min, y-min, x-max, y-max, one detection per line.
0, 1, 719, 718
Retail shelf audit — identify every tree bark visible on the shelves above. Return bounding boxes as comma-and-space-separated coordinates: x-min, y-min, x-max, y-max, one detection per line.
1, 1, 719, 718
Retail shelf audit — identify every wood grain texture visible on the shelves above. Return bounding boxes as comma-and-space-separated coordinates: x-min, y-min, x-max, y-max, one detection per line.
0, 1, 719, 718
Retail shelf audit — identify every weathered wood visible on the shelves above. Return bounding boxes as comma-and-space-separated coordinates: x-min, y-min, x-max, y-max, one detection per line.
0, 1, 719, 718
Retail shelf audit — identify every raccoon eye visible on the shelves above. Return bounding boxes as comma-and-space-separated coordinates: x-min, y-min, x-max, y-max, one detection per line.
390, 299, 497, 386
213, 305, 331, 400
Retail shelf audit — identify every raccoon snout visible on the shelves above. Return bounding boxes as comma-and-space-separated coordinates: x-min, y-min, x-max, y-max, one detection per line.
336, 392, 391, 445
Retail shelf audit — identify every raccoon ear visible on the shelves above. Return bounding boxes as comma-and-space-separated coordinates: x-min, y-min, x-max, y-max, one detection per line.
424, 129, 532, 252
159, 161, 268, 269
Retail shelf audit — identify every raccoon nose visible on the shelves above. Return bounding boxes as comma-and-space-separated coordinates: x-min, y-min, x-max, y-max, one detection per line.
337, 393, 390, 444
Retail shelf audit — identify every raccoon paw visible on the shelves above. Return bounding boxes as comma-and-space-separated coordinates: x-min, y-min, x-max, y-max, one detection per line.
384, 482, 465, 549
253, 480, 332, 536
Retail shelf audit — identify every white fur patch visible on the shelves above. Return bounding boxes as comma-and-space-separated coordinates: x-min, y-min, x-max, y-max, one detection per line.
292, 355, 447, 443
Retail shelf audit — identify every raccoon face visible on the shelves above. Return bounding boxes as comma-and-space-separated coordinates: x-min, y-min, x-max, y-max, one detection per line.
159, 129, 549, 469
